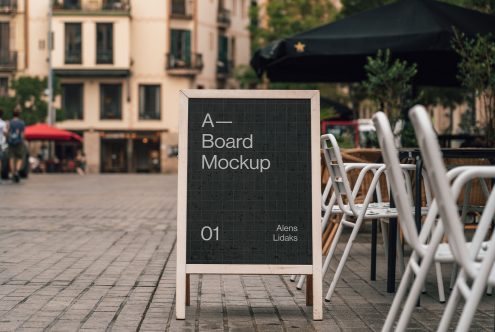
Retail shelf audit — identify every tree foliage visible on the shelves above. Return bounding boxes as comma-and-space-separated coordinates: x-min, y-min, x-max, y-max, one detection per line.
452, 31, 495, 143
249, 0, 337, 52
338, 0, 494, 18
363, 49, 417, 120
0, 76, 61, 125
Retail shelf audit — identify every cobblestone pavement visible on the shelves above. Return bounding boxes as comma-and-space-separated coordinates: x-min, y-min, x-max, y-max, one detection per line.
0, 175, 493, 331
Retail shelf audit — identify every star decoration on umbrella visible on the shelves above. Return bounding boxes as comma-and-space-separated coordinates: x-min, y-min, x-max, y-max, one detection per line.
294, 41, 306, 53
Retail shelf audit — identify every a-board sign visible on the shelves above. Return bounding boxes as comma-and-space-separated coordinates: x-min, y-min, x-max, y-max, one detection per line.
176, 90, 322, 320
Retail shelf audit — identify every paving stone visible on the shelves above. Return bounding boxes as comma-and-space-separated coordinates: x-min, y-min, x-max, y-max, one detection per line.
0, 175, 494, 331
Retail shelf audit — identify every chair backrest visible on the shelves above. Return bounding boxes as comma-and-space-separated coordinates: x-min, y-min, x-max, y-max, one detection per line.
320, 134, 358, 215
372, 112, 421, 251
409, 105, 471, 269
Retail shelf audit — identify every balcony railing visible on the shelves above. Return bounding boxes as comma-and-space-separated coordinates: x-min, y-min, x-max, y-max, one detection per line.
53, 0, 130, 13
0, 51, 17, 70
97, 49, 113, 64
216, 59, 233, 78
217, 7, 231, 28
65, 50, 82, 64
166, 53, 203, 76
0, 0, 16, 14
171, 0, 193, 19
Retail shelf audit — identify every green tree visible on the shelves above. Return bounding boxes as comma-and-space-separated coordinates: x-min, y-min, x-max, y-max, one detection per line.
363, 49, 417, 120
337, 0, 392, 18
338, 0, 494, 18
363, 49, 418, 146
0, 76, 61, 125
452, 31, 495, 144
249, 0, 337, 52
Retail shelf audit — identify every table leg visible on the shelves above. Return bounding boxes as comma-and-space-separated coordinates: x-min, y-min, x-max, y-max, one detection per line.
371, 219, 377, 281
387, 197, 397, 293
415, 157, 423, 306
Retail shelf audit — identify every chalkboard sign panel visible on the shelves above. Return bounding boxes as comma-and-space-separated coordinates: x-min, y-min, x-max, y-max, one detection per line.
187, 98, 312, 264
176, 90, 322, 320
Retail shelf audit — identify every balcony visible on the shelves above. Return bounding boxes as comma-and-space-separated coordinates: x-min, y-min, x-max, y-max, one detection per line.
217, 7, 231, 28
0, 51, 17, 71
53, 0, 130, 16
170, 0, 193, 20
65, 49, 82, 64
166, 53, 203, 76
0, 0, 16, 15
216, 59, 233, 79
97, 49, 113, 64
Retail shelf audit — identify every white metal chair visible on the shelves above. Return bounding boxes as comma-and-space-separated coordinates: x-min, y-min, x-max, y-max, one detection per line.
320, 134, 429, 303
374, 110, 492, 331
294, 162, 390, 288
409, 106, 495, 332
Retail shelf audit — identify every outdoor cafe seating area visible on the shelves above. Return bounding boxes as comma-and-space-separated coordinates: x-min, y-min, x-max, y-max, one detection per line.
294, 105, 495, 331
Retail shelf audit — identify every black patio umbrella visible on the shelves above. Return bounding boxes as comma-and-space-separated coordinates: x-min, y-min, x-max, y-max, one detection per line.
251, 0, 495, 86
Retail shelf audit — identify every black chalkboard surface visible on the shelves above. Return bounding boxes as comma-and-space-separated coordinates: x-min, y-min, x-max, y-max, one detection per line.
176, 90, 323, 321
186, 98, 312, 265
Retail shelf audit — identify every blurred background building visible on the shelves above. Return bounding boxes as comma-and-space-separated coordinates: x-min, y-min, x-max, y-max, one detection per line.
1, 0, 251, 173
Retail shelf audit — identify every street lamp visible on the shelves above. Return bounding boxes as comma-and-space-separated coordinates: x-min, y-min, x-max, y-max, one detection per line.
47, 0, 54, 125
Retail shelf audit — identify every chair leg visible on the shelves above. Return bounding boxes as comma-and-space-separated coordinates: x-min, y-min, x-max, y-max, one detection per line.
450, 264, 457, 290
296, 275, 306, 290
382, 258, 415, 332
324, 222, 359, 302
290, 275, 296, 282
395, 224, 445, 331
435, 262, 446, 303
380, 220, 389, 255
396, 230, 405, 276
437, 281, 462, 332
455, 274, 490, 332
486, 285, 492, 295
322, 222, 344, 276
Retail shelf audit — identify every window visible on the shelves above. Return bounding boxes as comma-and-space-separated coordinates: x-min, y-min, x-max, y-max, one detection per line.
62, 0, 80, 9
139, 85, 161, 120
65, 23, 82, 64
171, 0, 188, 15
100, 84, 122, 119
96, 23, 113, 64
62, 84, 83, 120
170, 29, 191, 66
217, 35, 229, 72
0, 22, 10, 64
0, 77, 8, 96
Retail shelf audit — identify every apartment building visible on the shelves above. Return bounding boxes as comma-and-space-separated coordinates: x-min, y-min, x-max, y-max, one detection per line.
0, 0, 24, 96
14, 0, 250, 173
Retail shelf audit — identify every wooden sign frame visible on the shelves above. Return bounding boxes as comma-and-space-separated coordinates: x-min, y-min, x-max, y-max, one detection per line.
176, 90, 322, 320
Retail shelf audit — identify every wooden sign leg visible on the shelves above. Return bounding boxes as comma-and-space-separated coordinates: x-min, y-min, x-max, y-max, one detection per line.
306, 275, 313, 306
186, 274, 190, 306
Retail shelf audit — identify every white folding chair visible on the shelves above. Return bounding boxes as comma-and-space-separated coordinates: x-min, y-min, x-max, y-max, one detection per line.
294, 162, 389, 289
373, 110, 491, 331
320, 134, 423, 303
409, 106, 495, 332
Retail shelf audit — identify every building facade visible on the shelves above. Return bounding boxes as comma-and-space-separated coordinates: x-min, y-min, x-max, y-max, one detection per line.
7, 0, 250, 173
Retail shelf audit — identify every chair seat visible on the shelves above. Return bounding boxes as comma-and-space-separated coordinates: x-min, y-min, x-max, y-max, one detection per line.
435, 242, 488, 263
340, 203, 429, 219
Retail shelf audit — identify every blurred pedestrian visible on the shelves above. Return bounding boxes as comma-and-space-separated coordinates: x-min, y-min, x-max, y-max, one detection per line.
76, 151, 86, 175
0, 108, 6, 182
7, 108, 25, 183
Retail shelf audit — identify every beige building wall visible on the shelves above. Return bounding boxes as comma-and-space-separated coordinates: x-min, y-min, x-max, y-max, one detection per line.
18, 0, 251, 173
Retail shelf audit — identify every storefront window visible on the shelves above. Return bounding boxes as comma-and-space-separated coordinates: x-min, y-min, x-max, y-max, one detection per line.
100, 83, 122, 119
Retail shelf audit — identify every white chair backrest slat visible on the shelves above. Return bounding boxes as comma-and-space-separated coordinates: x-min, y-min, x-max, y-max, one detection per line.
372, 112, 421, 251
408, 105, 472, 270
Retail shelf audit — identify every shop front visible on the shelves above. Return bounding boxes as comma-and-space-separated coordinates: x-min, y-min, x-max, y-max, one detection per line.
100, 131, 162, 173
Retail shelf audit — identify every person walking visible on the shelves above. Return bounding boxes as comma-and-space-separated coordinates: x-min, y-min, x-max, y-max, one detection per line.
7, 108, 25, 183
0, 108, 7, 182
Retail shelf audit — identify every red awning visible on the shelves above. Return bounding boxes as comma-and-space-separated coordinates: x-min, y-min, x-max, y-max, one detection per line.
25, 123, 83, 143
